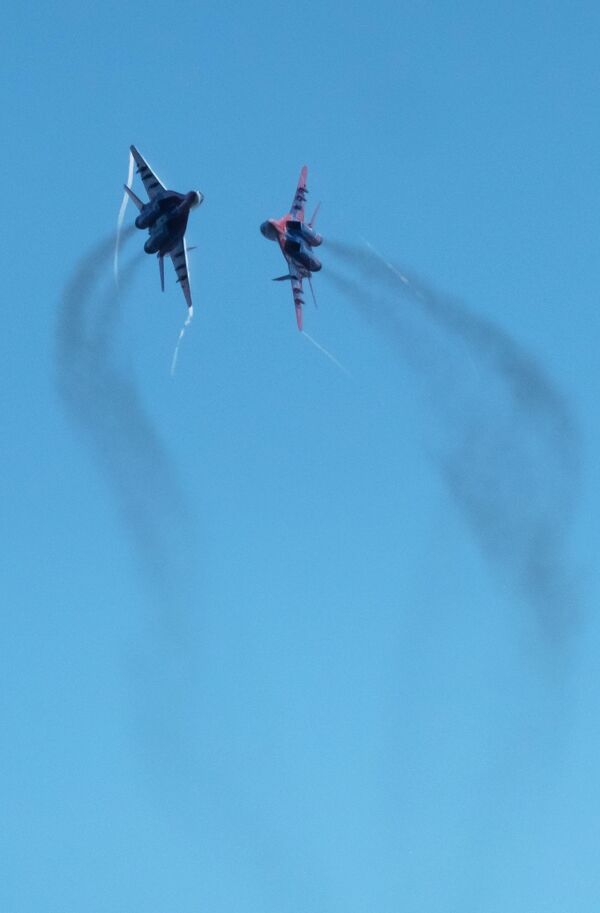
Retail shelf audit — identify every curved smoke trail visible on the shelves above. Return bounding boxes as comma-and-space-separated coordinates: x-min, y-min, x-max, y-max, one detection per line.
57, 228, 194, 607
326, 240, 582, 645
56, 227, 205, 812
326, 240, 585, 913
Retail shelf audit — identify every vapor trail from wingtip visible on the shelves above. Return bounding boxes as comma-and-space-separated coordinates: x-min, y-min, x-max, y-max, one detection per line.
301, 330, 351, 377
114, 150, 135, 289
171, 305, 194, 377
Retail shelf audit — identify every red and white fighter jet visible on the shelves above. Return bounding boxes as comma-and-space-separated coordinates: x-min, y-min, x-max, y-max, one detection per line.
260, 167, 322, 331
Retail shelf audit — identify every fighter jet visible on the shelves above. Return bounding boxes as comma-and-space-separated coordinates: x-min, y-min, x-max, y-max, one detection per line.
260, 166, 322, 331
124, 145, 203, 312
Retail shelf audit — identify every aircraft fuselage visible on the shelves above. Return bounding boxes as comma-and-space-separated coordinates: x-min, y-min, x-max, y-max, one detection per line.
260, 217, 322, 275
138, 191, 201, 256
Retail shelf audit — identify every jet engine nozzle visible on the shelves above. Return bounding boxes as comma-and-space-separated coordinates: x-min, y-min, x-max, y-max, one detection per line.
135, 212, 152, 230
144, 237, 159, 254
135, 199, 160, 230
301, 225, 322, 247
188, 190, 204, 208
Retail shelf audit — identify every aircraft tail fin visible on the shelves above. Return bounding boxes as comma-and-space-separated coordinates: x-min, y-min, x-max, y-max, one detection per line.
309, 202, 321, 228
308, 276, 318, 309
159, 254, 165, 292
124, 184, 144, 210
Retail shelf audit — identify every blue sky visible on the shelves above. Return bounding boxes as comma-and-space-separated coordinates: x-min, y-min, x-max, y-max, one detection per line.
3, 2, 600, 911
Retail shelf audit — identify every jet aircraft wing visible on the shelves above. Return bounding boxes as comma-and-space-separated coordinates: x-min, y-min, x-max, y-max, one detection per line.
130, 145, 166, 200
169, 239, 193, 311
289, 166, 308, 221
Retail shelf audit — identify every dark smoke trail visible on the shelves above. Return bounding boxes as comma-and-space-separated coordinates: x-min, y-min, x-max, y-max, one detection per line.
57, 229, 203, 795
326, 241, 582, 643
56, 235, 332, 910
56, 229, 194, 619
327, 241, 584, 913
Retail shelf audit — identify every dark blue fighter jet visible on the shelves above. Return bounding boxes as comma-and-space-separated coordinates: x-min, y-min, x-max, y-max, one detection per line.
124, 145, 203, 312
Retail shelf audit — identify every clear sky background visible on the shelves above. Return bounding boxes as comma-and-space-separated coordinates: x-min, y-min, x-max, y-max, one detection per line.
2, 2, 600, 911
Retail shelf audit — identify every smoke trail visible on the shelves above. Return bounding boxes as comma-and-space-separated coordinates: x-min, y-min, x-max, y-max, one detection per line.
58, 226, 207, 818
57, 228, 193, 612
326, 240, 581, 642
57, 232, 332, 906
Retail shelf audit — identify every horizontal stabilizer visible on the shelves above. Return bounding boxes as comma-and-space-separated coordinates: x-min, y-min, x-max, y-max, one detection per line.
124, 184, 144, 210
273, 274, 294, 282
